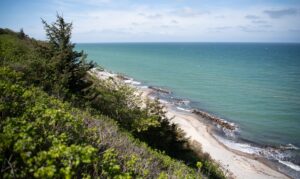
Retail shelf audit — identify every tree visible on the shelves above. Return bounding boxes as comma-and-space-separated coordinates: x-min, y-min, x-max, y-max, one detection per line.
18, 28, 26, 39
41, 14, 95, 98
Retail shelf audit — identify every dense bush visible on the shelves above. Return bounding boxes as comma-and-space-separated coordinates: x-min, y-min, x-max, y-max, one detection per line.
0, 68, 97, 178
0, 15, 226, 179
0, 67, 199, 178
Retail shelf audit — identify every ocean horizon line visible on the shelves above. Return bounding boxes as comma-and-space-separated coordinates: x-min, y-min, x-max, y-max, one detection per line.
76, 41, 300, 44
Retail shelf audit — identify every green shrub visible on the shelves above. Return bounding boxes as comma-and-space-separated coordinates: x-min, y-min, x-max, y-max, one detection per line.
0, 67, 201, 178
1, 17, 226, 178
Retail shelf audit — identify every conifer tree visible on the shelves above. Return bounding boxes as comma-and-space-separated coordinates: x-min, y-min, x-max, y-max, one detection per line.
42, 14, 94, 98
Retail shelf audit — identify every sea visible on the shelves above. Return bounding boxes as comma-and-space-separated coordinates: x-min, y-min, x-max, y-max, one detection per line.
76, 42, 300, 178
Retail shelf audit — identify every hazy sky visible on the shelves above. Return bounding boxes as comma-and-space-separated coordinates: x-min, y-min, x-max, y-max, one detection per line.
1, 0, 300, 42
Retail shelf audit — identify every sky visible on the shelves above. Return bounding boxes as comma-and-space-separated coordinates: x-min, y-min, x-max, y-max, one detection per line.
0, 0, 300, 42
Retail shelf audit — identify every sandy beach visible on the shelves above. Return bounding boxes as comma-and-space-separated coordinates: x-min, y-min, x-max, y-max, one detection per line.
164, 105, 288, 179
91, 69, 289, 179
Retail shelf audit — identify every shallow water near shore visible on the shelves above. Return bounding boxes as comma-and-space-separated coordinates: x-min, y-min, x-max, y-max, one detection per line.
77, 42, 300, 178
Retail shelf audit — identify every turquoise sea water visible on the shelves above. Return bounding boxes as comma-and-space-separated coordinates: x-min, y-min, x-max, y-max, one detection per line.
76, 43, 300, 177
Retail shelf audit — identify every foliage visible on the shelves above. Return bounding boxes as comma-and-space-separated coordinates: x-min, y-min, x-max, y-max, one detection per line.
86, 74, 160, 132
41, 14, 95, 99
0, 14, 226, 179
0, 28, 53, 91
0, 67, 199, 178
0, 33, 34, 63
18, 29, 27, 39
0, 68, 96, 178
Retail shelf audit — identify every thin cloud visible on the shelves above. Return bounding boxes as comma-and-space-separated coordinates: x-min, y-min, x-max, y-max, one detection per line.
11, 0, 299, 42
238, 25, 267, 33
264, 8, 297, 19
147, 13, 163, 19
260, 24, 272, 28
209, 26, 232, 32
252, 20, 267, 24
139, 13, 163, 19
171, 20, 178, 24
131, 22, 140, 26
213, 26, 232, 30
215, 15, 225, 19
171, 7, 208, 17
245, 15, 260, 19
160, 25, 169, 28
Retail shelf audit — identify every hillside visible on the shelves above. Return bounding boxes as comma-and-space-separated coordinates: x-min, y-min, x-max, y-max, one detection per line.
0, 16, 225, 179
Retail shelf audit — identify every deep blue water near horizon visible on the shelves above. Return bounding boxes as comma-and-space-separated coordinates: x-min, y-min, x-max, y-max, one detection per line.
76, 42, 300, 177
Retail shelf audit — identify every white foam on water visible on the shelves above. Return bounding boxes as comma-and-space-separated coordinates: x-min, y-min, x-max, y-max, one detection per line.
158, 99, 169, 104
215, 135, 300, 173
279, 160, 300, 171
124, 79, 141, 85
216, 136, 261, 154
139, 85, 148, 89
222, 128, 238, 139
280, 143, 299, 150
176, 107, 191, 112
131, 81, 141, 85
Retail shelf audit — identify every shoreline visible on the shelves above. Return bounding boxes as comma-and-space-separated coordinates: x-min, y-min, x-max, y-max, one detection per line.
161, 102, 289, 179
90, 68, 290, 179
